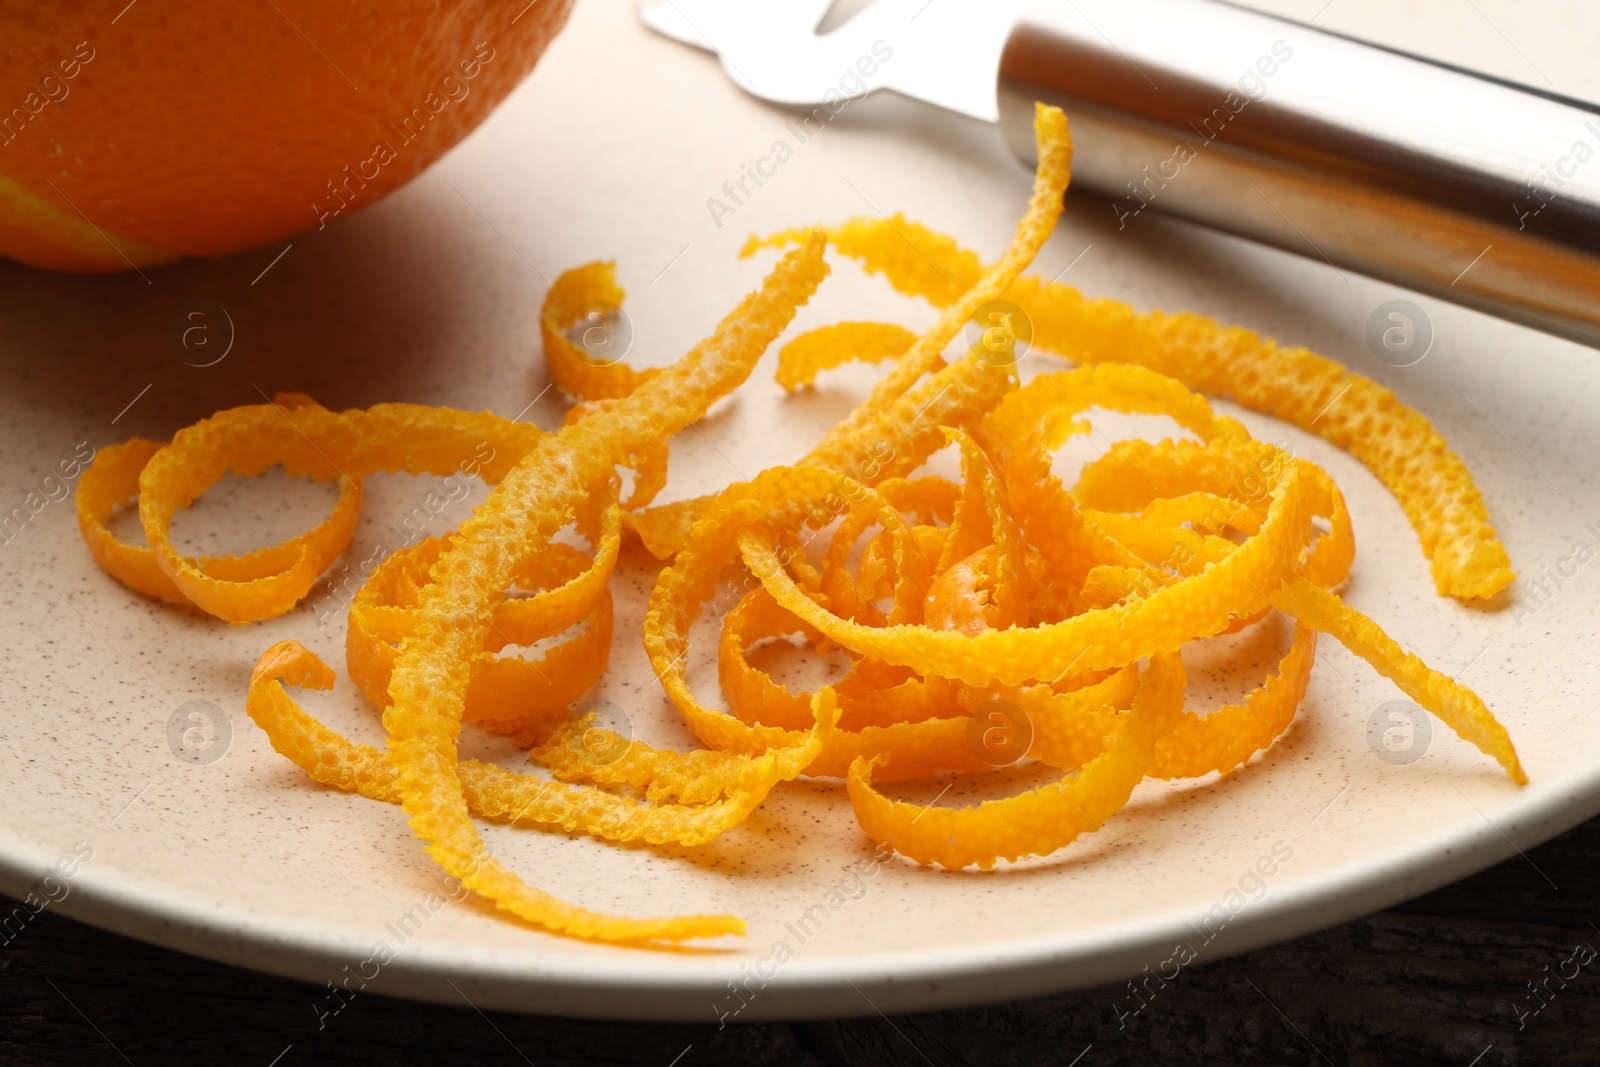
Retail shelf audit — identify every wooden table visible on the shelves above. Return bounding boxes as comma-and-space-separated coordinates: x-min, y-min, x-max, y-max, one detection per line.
4, 811, 1596, 1065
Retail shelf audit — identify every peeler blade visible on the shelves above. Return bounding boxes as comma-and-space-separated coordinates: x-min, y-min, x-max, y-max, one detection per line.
638, 0, 1018, 123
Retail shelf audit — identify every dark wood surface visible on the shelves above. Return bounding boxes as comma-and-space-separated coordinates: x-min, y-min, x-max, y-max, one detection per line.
3, 814, 1599, 1066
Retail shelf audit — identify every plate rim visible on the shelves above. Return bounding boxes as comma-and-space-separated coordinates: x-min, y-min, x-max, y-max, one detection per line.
4, 764, 1595, 1021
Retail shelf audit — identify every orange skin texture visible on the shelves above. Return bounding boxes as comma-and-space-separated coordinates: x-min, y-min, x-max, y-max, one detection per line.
0, 0, 574, 268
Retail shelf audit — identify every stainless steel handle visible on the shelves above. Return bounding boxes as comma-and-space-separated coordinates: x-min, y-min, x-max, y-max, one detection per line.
998, 0, 1600, 347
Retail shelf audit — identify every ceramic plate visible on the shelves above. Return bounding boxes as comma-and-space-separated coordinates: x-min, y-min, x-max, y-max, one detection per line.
2, 0, 1597, 1021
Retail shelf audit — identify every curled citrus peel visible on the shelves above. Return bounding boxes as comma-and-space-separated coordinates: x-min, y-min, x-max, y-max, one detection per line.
247, 640, 836, 849
846, 653, 1187, 870
749, 211, 1510, 601
775, 321, 918, 393
76, 435, 364, 603
541, 261, 660, 403
629, 104, 1075, 561
80, 103, 1525, 941
120, 397, 547, 622
345, 526, 617, 738
374, 236, 828, 942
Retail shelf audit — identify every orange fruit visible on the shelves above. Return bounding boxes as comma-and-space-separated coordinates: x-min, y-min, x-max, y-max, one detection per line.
0, 0, 574, 271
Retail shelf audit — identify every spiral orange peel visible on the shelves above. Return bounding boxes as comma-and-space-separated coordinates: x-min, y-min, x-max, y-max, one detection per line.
755, 213, 1511, 601
77, 103, 1523, 944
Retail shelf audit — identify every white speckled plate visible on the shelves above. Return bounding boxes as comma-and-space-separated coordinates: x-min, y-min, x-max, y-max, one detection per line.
3, 0, 1599, 1022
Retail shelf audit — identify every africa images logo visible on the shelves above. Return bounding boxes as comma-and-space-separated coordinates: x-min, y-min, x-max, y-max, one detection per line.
311, 42, 498, 230
1113, 40, 1294, 229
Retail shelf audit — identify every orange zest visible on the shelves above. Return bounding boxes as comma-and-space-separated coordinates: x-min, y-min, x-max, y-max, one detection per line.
76, 104, 1524, 949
